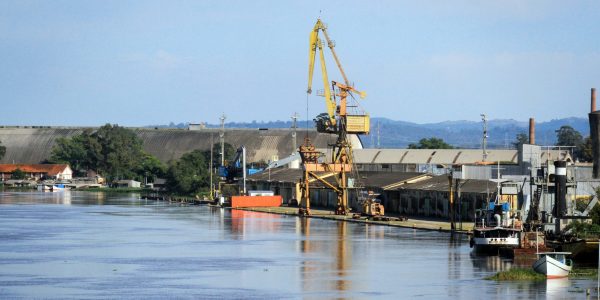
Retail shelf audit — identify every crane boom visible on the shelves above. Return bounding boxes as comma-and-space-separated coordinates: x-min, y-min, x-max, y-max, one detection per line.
306, 18, 369, 135
299, 18, 372, 217
308, 22, 336, 127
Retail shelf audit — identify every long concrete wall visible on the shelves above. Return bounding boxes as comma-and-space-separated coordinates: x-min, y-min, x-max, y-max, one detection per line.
0, 127, 336, 164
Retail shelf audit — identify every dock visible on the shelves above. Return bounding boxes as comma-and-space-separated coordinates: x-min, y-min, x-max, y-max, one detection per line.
233, 206, 474, 234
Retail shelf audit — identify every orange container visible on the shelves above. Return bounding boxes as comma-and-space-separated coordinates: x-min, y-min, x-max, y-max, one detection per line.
231, 195, 282, 208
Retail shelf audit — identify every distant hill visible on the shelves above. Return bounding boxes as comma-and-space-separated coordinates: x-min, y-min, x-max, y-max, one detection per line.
147, 117, 590, 149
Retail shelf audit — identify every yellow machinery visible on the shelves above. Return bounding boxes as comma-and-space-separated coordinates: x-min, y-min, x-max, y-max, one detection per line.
360, 191, 385, 217
299, 19, 371, 216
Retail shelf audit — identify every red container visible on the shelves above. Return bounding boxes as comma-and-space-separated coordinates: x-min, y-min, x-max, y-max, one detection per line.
230, 195, 282, 208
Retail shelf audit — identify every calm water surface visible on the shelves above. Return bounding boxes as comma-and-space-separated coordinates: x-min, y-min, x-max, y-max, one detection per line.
0, 191, 596, 299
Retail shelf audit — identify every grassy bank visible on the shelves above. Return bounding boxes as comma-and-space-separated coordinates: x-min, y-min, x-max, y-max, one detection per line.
1, 186, 36, 191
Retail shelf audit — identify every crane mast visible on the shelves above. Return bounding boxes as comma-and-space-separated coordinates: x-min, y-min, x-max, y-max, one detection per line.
299, 19, 370, 216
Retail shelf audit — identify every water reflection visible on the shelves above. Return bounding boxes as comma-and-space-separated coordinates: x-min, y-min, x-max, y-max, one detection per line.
298, 218, 352, 296
335, 221, 350, 293
0, 190, 147, 206
0, 192, 598, 298
227, 209, 282, 239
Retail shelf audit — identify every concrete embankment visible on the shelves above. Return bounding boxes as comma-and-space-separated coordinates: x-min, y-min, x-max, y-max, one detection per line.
233, 206, 473, 234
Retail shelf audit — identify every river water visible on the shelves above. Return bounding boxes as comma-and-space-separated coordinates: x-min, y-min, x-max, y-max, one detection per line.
0, 191, 596, 299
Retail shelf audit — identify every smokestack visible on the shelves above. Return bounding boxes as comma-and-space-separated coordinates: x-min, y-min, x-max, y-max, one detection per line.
529, 118, 535, 145
590, 103, 600, 178
553, 160, 567, 233
592, 88, 597, 113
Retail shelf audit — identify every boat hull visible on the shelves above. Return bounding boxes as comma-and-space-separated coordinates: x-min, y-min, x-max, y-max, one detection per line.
471, 237, 520, 254
533, 255, 572, 278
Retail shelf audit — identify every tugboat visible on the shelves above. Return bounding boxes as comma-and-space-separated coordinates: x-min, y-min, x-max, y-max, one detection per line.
470, 179, 522, 253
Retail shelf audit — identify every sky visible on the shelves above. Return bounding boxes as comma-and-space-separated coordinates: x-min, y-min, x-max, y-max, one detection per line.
1, 1, 600, 126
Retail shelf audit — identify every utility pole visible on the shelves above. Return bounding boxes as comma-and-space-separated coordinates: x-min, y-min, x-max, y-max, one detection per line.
292, 112, 298, 153
448, 170, 455, 231
377, 121, 381, 149
220, 114, 226, 167
481, 114, 488, 162
210, 133, 214, 198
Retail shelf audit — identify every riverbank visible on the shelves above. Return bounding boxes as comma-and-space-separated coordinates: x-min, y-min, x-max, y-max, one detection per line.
233, 206, 473, 234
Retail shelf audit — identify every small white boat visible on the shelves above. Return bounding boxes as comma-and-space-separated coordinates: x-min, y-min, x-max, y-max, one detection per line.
532, 252, 572, 279
37, 184, 52, 192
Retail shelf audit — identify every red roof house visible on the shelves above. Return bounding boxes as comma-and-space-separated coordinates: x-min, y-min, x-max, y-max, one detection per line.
0, 164, 73, 181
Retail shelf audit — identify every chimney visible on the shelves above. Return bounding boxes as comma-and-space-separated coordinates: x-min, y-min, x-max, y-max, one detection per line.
592, 88, 597, 113
590, 88, 600, 178
529, 118, 535, 145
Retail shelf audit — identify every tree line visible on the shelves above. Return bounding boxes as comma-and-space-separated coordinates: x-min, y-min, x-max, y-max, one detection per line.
47, 124, 234, 196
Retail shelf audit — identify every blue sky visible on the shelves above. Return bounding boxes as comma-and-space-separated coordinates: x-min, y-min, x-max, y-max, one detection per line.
1, 1, 599, 126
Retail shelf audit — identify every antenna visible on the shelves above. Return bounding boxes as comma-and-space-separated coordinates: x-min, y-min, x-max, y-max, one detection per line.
377, 121, 381, 149
220, 113, 226, 166
481, 114, 488, 162
291, 112, 298, 153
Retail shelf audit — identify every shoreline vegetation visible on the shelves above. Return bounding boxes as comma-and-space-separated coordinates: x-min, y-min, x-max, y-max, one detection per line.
486, 268, 598, 281
0, 185, 211, 199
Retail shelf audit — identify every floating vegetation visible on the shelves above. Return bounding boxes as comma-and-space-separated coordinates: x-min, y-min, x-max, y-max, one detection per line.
486, 268, 545, 281
487, 267, 598, 281
569, 268, 598, 279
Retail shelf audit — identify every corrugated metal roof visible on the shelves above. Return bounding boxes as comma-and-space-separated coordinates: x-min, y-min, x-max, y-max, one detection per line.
397, 175, 495, 194
373, 149, 407, 164
352, 149, 380, 163
454, 150, 517, 164
247, 169, 428, 190
400, 149, 437, 164
427, 150, 461, 164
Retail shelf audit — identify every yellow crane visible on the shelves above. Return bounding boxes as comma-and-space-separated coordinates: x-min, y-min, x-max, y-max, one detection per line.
306, 19, 369, 135
299, 19, 370, 216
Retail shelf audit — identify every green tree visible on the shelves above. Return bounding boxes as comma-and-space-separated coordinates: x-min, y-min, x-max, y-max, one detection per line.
556, 125, 583, 147
555, 125, 584, 160
408, 137, 453, 149
11, 168, 26, 180
206, 142, 235, 168
166, 150, 209, 195
513, 133, 529, 149
50, 130, 98, 176
94, 124, 145, 180
49, 124, 162, 181
580, 136, 593, 162
0, 139, 5, 160
136, 153, 166, 183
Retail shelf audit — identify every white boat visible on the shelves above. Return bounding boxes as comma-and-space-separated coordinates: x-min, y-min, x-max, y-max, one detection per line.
37, 184, 52, 192
532, 252, 572, 279
37, 183, 68, 192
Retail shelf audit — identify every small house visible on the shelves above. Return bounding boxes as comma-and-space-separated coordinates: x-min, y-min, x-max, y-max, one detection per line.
114, 180, 141, 188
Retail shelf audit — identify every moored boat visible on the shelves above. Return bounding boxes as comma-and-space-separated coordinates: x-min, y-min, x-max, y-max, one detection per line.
532, 252, 572, 279
470, 180, 522, 253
